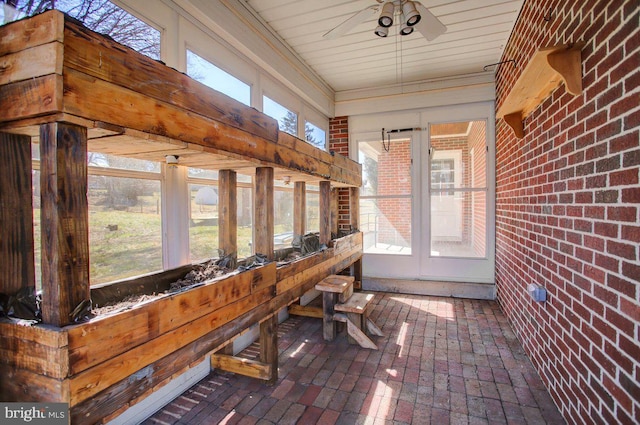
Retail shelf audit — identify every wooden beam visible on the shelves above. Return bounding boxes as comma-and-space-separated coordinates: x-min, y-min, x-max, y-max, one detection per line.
288, 304, 323, 319
0, 42, 63, 86
259, 314, 278, 385
218, 170, 237, 266
293, 181, 306, 240
0, 132, 35, 295
0, 9, 65, 56
210, 354, 272, 381
0, 74, 63, 123
62, 17, 278, 143
39, 122, 90, 327
319, 181, 331, 246
254, 167, 274, 260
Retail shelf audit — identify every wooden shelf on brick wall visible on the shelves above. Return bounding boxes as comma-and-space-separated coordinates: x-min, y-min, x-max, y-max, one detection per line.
497, 43, 583, 139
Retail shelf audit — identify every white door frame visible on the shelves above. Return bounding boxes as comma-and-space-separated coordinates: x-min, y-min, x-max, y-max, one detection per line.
351, 101, 496, 286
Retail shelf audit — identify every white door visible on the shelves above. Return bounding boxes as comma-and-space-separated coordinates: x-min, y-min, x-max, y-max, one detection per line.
355, 102, 495, 285
420, 117, 495, 283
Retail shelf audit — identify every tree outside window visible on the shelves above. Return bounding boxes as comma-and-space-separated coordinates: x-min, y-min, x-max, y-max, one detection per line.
1, 0, 160, 59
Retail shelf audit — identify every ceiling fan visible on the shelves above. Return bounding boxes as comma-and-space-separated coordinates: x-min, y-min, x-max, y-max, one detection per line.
323, 0, 447, 41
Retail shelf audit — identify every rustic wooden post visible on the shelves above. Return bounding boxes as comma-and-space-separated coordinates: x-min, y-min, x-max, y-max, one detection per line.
217, 169, 237, 356
319, 181, 331, 246
255, 167, 277, 383
39, 122, 90, 327
218, 170, 237, 264
350, 187, 362, 288
330, 187, 339, 239
0, 133, 35, 295
293, 181, 306, 241
254, 167, 274, 260
260, 314, 278, 385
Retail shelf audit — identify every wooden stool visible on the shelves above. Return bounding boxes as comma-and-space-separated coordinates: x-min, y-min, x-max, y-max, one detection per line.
315, 275, 354, 341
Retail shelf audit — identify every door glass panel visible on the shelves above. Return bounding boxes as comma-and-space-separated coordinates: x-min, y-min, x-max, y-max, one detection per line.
429, 121, 487, 258
359, 138, 411, 255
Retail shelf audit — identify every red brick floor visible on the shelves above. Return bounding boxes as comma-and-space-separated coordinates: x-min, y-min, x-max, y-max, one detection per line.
143, 293, 565, 424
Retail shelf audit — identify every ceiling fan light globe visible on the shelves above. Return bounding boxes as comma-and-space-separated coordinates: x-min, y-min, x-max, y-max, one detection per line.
378, 2, 395, 27
374, 25, 389, 37
400, 23, 414, 35
402, 1, 421, 26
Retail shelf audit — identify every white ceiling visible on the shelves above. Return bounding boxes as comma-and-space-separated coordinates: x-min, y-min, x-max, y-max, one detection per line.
241, 0, 524, 94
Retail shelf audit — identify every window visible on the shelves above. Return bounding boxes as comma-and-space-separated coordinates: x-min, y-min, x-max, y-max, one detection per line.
263, 96, 297, 137
1, 1, 161, 60
274, 181, 294, 249
187, 168, 253, 261
429, 121, 487, 258
33, 150, 163, 286
187, 50, 251, 106
88, 173, 162, 284
305, 121, 326, 150
306, 185, 320, 233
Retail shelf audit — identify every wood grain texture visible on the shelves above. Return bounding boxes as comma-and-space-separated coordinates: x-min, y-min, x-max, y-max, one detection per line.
0, 323, 68, 379
218, 170, 237, 263
69, 285, 275, 405
0, 132, 35, 294
293, 181, 306, 238
39, 122, 90, 327
288, 304, 323, 318
0, 365, 68, 402
211, 354, 272, 380
259, 314, 278, 384
62, 18, 279, 143
319, 181, 331, 245
67, 263, 276, 375
0, 9, 64, 56
254, 167, 274, 260
0, 74, 63, 122
349, 187, 360, 230
330, 187, 339, 237
71, 244, 361, 423
0, 42, 63, 86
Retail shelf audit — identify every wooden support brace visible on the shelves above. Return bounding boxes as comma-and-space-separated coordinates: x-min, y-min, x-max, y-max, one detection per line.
211, 354, 272, 381
259, 314, 278, 385
333, 313, 378, 350
288, 304, 323, 318
366, 318, 384, 337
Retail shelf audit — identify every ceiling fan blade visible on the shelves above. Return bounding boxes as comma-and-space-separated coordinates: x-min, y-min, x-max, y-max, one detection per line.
323, 4, 379, 39
414, 2, 447, 41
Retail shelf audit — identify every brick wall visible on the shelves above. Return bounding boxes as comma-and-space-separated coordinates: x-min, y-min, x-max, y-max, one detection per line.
329, 116, 353, 234
377, 140, 412, 244
495, 1, 639, 424
469, 121, 487, 256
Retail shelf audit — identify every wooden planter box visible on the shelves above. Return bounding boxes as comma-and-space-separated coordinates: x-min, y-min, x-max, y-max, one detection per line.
0, 232, 362, 424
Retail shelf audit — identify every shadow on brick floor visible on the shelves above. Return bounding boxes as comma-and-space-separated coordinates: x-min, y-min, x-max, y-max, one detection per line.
143, 293, 565, 425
